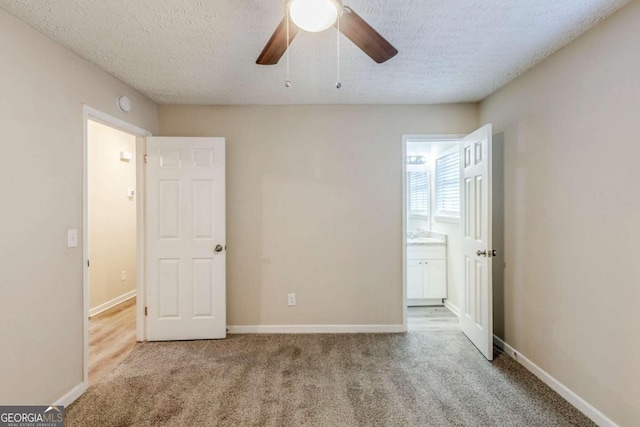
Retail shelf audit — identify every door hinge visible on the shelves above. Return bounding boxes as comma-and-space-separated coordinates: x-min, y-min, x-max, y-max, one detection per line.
144, 306, 148, 316
144, 154, 148, 164
87, 259, 90, 267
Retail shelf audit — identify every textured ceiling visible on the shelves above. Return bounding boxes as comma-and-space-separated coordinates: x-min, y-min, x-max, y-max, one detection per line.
0, 0, 629, 104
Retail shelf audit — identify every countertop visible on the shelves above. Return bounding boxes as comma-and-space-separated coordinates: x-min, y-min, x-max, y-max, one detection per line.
407, 238, 446, 246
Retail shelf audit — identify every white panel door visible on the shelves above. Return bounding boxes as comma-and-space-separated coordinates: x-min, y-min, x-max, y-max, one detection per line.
460, 125, 493, 360
146, 137, 226, 341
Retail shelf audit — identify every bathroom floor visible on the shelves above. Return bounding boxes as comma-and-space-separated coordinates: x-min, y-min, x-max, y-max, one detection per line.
407, 305, 459, 331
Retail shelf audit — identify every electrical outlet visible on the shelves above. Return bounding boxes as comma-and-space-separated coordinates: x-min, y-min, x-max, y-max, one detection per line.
121, 271, 126, 281
287, 293, 296, 306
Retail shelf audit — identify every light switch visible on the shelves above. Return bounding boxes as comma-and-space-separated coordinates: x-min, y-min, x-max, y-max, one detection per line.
67, 229, 78, 248
127, 188, 135, 199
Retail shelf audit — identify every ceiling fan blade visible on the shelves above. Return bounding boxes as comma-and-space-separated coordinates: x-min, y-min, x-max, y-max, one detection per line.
337, 7, 398, 64
256, 16, 299, 65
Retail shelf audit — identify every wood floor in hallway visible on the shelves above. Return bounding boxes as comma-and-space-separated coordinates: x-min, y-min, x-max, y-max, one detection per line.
89, 297, 137, 384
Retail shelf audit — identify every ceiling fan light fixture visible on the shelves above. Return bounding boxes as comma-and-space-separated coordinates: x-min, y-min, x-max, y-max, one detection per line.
288, 0, 342, 33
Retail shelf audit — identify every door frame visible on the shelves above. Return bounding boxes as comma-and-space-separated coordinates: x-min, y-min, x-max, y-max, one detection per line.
401, 134, 464, 332
82, 105, 152, 386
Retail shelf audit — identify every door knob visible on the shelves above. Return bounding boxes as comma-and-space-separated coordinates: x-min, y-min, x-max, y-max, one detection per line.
214, 244, 224, 253
476, 250, 487, 257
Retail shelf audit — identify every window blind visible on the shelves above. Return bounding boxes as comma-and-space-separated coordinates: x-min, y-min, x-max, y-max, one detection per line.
435, 151, 460, 217
408, 171, 429, 214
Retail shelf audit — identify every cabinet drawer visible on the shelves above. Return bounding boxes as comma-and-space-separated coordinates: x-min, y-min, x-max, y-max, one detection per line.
407, 246, 445, 260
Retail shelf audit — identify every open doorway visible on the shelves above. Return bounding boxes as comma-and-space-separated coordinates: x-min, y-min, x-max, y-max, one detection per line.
87, 120, 138, 383
82, 106, 151, 386
402, 127, 501, 360
403, 137, 463, 332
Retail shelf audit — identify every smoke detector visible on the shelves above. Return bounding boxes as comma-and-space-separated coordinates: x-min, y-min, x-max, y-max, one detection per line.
116, 96, 132, 113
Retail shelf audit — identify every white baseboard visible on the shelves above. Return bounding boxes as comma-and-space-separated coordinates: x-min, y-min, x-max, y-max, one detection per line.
228, 324, 404, 334
89, 290, 136, 317
54, 382, 86, 407
443, 299, 460, 316
493, 336, 618, 427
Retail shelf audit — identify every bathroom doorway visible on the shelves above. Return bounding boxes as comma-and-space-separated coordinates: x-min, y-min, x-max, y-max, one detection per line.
403, 136, 463, 332
402, 127, 503, 361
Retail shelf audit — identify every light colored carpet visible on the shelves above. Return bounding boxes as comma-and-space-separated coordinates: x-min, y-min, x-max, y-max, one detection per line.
67, 332, 594, 426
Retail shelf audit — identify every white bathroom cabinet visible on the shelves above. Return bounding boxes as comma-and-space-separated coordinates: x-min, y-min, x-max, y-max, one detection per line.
407, 245, 447, 303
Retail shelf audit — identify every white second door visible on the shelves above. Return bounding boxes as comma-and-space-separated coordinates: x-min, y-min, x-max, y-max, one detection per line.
145, 137, 226, 341
460, 125, 493, 360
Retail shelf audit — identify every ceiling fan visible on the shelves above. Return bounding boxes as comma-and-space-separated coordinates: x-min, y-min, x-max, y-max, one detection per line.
256, 0, 398, 65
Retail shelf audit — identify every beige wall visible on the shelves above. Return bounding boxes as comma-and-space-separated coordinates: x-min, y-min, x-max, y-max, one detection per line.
88, 121, 137, 311
158, 105, 478, 326
0, 9, 157, 405
480, 2, 640, 425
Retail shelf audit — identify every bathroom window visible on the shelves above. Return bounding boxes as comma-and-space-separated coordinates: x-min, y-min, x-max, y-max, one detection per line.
435, 149, 460, 219
408, 170, 430, 217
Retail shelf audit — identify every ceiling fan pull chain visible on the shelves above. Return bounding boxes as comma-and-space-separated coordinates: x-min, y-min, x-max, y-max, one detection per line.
336, 12, 342, 89
285, 6, 292, 88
